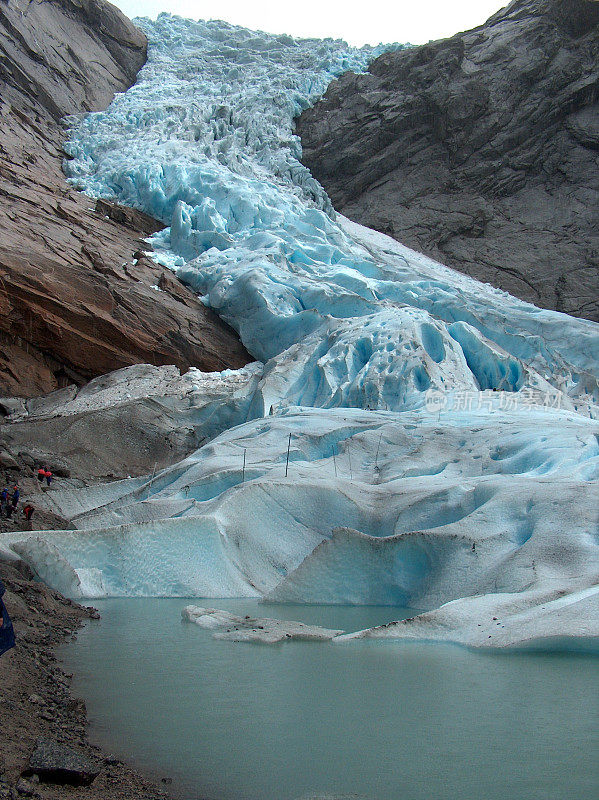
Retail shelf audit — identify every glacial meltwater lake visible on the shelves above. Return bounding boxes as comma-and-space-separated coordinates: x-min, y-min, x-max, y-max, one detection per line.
60, 599, 599, 800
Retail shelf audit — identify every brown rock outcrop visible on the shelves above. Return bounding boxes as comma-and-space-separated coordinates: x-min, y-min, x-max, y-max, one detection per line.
296, 0, 599, 321
0, 0, 250, 398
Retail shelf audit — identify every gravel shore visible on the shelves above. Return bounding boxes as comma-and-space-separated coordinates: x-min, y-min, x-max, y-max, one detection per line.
0, 558, 171, 800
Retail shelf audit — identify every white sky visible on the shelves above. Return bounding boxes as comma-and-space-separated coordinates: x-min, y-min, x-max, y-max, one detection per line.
111, 0, 508, 46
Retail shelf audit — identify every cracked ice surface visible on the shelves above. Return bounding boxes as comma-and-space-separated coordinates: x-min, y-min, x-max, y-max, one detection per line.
63, 16, 598, 413
6, 16, 597, 650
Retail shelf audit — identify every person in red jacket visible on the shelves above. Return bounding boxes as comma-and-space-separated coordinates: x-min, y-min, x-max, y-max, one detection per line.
22, 503, 34, 530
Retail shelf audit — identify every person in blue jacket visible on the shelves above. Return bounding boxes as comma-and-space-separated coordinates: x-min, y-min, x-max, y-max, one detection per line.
10, 485, 19, 509
0, 578, 16, 656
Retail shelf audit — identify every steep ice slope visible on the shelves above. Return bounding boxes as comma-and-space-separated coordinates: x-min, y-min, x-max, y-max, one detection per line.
2, 16, 597, 650
63, 15, 598, 414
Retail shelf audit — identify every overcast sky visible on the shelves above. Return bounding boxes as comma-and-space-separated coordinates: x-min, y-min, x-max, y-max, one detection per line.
111, 0, 508, 46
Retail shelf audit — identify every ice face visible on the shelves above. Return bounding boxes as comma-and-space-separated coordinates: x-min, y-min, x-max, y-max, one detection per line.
10, 518, 259, 599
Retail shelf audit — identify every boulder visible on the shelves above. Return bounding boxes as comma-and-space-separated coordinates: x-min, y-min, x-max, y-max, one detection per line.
0, 452, 19, 470
24, 737, 100, 786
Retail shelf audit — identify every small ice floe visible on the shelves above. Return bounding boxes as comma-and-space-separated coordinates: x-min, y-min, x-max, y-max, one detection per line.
182, 606, 343, 643
335, 580, 599, 653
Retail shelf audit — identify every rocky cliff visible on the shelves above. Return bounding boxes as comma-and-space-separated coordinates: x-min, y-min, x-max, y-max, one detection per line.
297, 0, 599, 321
0, 0, 250, 398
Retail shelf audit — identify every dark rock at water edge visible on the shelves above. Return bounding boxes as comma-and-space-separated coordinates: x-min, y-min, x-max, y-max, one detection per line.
25, 738, 100, 786
296, 0, 599, 321
0, 558, 168, 798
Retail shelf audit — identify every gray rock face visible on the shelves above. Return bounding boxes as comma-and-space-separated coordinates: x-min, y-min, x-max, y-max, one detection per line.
0, 0, 146, 121
25, 737, 100, 785
296, 0, 599, 321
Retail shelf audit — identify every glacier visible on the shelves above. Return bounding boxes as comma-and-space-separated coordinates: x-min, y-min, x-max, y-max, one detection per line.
2, 14, 598, 652
61, 15, 597, 412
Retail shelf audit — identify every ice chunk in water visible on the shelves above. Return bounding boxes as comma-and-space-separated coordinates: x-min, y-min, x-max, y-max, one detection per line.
182, 606, 343, 643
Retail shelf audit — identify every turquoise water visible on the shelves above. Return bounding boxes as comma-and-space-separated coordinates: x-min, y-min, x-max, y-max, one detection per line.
61, 599, 599, 800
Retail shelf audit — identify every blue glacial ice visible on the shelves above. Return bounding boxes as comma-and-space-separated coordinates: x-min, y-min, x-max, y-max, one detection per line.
3, 15, 597, 650
5, 404, 599, 649
63, 15, 598, 414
